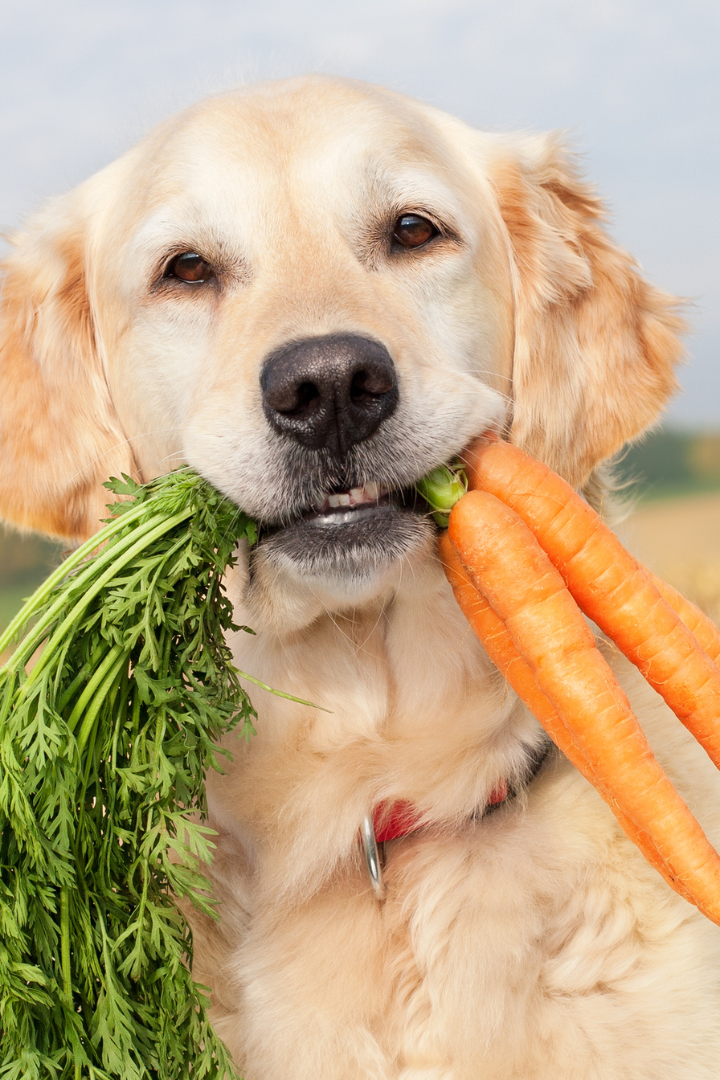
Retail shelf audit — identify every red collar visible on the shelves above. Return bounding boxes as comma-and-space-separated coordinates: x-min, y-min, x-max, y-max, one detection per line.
362, 743, 552, 900
372, 782, 509, 844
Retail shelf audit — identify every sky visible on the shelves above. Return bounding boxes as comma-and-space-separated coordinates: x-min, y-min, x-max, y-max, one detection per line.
1, 0, 718, 425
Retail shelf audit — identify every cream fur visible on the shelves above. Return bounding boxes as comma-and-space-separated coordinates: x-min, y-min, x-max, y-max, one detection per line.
1, 75, 718, 1078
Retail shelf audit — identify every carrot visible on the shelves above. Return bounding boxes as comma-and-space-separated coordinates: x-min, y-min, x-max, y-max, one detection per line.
648, 572, 720, 667
439, 532, 697, 901
440, 533, 588, 765
447, 490, 720, 924
463, 438, 720, 771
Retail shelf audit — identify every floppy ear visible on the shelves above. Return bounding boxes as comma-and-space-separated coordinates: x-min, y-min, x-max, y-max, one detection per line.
0, 194, 136, 541
490, 134, 684, 487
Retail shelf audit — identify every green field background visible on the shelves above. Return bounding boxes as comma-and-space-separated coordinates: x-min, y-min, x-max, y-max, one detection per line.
614, 430, 720, 500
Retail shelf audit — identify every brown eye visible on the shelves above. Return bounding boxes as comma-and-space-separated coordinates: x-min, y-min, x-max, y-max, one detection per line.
165, 252, 214, 283
392, 214, 438, 250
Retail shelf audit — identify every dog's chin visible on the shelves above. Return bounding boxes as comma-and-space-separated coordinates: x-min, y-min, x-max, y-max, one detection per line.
259, 502, 434, 592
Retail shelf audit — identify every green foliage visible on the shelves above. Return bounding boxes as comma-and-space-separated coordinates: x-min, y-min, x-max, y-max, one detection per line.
0, 469, 259, 1080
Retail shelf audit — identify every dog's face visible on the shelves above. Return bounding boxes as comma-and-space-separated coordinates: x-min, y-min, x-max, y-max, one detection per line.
90, 79, 512, 603
0, 75, 682, 617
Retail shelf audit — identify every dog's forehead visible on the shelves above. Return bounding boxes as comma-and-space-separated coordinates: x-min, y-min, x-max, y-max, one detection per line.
175, 79, 453, 171
121, 78, 471, 229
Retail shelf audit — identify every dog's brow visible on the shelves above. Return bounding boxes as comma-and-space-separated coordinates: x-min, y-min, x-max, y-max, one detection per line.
363, 165, 464, 230
127, 207, 248, 276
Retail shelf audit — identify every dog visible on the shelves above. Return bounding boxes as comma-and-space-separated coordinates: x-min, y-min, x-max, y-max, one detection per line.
2, 75, 720, 1079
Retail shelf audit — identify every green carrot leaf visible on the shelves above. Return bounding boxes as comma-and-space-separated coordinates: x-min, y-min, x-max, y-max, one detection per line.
0, 469, 259, 1079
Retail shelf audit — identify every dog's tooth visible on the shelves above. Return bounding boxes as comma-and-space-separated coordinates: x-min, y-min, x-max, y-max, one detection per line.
312, 484, 389, 514
328, 493, 352, 508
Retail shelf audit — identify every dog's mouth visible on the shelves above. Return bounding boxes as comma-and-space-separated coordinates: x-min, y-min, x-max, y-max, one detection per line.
257, 477, 433, 580
301, 481, 391, 524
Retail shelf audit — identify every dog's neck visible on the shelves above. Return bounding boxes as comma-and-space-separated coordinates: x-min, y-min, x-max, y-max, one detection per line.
209, 546, 543, 900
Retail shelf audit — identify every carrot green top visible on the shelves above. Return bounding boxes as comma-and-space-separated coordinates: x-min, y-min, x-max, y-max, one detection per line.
0, 470, 258, 1080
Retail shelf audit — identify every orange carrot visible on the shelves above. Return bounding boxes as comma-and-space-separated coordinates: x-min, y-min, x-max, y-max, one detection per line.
464, 438, 720, 770
439, 532, 696, 902
447, 490, 720, 925
648, 572, 720, 667
440, 533, 590, 769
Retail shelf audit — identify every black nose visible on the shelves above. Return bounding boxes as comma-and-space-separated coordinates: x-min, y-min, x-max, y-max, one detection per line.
261, 334, 399, 455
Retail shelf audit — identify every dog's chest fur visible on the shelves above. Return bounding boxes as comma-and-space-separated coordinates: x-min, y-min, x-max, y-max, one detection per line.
189, 562, 720, 1080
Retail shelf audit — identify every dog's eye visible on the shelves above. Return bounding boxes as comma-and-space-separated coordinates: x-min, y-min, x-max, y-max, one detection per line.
392, 214, 438, 250
165, 252, 214, 283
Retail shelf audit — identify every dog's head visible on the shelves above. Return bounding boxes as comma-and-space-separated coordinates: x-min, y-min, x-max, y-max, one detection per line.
0, 75, 683, 617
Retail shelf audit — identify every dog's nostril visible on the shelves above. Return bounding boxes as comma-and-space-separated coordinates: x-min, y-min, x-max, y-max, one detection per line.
350, 369, 394, 404
274, 381, 321, 418
261, 334, 399, 456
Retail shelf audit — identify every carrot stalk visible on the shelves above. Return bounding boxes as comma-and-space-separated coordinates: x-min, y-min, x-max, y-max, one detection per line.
463, 439, 720, 771
446, 490, 720, 925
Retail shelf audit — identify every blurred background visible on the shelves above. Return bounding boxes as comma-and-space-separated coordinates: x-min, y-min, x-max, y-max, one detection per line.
1, 0, 719, 638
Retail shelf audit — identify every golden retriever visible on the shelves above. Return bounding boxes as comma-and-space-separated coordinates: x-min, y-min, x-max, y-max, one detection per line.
2, 75, 720, 1079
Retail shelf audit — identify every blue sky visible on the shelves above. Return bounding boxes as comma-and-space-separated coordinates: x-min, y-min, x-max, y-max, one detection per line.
2, 0, 718, 424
